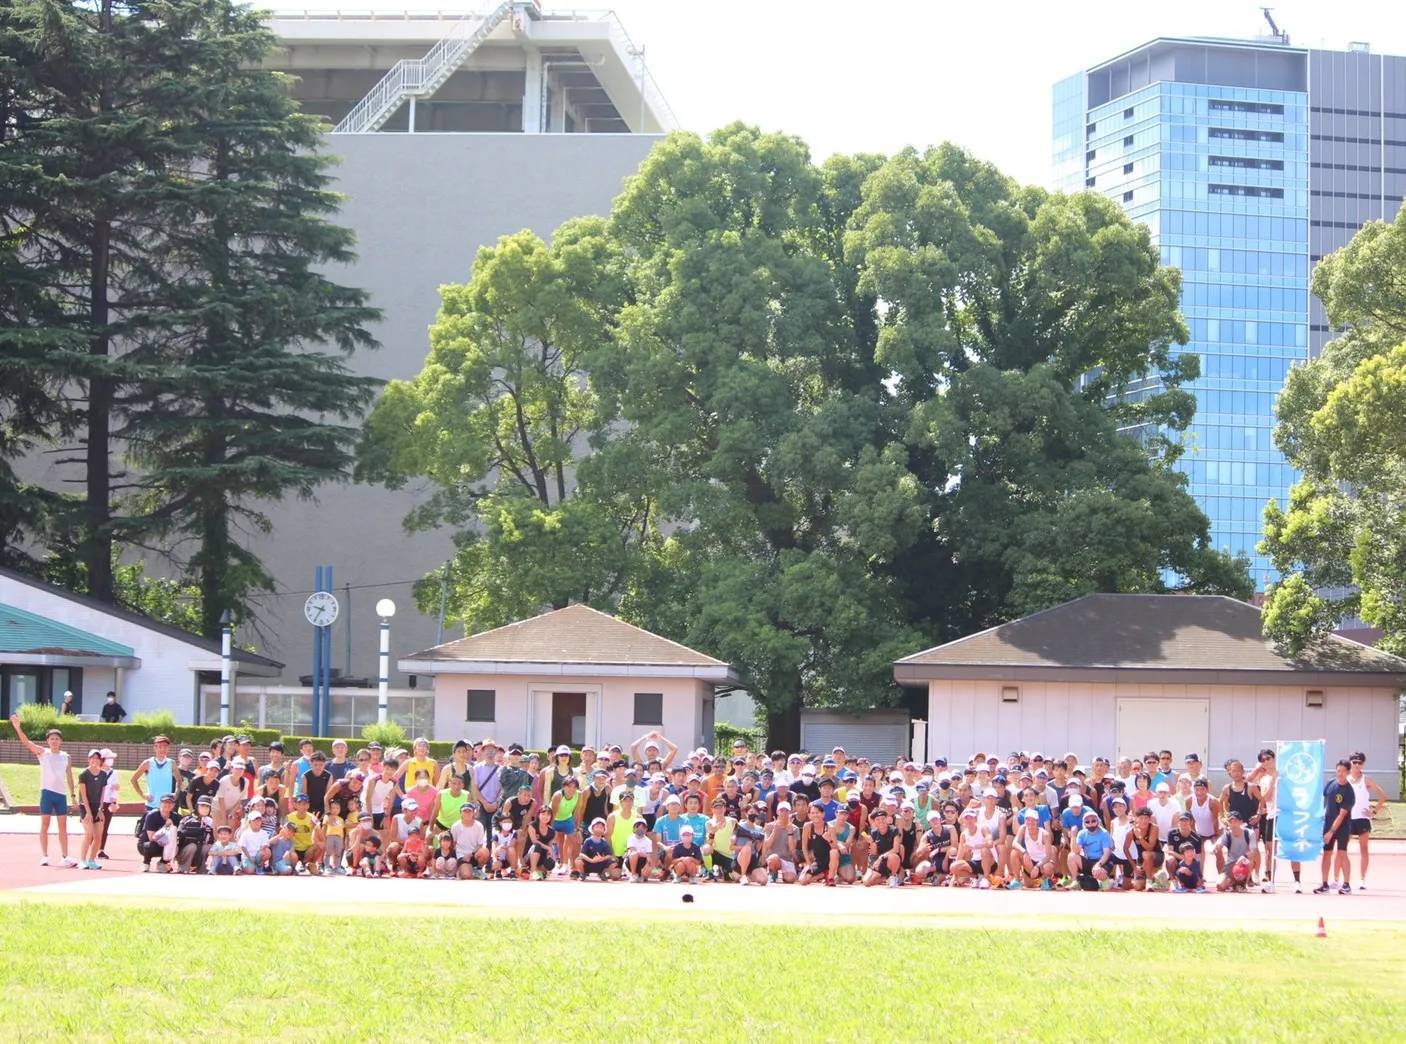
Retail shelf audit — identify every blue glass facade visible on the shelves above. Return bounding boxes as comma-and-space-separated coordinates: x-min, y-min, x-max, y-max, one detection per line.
1055, 57, 1309, 590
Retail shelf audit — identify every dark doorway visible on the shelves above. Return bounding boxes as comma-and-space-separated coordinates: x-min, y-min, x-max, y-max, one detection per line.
551, 692, 587, 749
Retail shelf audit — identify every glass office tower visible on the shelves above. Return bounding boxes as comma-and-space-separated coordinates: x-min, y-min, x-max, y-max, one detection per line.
1054, 38, 1406, 591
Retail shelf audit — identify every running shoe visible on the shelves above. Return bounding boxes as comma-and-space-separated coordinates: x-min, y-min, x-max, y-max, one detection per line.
1358, 884, 1367, 892
888, 875, 900, 888
1338, 883, 1351, 896
1312, 882, 1331, 894
1294, 883, 1303, 893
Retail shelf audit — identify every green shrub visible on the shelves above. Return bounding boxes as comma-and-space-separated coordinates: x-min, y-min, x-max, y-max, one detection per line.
0, 719, 280, 747
13, 703, 80, 736
132, 710, 179, 733
713, 721, 764, 757
360, 721, 407, 749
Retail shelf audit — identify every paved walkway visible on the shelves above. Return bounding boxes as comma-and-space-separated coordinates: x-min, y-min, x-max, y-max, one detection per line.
4, 818, 1402, 931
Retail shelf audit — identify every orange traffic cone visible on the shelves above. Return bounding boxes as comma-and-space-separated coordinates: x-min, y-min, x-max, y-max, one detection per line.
1315, 917, 1327, 938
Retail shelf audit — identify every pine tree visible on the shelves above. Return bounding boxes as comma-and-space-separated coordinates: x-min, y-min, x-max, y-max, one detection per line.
121, 0, 380, 637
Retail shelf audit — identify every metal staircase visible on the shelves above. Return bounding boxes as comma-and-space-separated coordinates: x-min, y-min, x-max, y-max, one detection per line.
333, 1, 538, 134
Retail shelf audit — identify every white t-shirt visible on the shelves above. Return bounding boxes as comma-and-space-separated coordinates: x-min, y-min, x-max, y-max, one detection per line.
626, 831, 654, 856
39, 750, 70, 794
1150, 798, 1180, 836
368, 778, 396, 815
237, 828, 268, 860
450, 819, 486, 858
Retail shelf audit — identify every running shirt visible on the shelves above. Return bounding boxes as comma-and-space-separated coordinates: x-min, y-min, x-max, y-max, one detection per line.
582, 836, 612, 862
708, 816, 735, 859
552, 790, 580, 824
38, 749, 70, 797
302, 770, 331, 815
671, 841, 702, 862
1323, 779, 1352, 827
77, 767, 108, 814
504, 795, 534, 831
768, 822, 799, 863
1348, 775, 1371, 820
437, 788, 470, 828
451, 819, 486, 859
367, 777, 396, 816
401, 756, 436, 792
1075, 826, 1113, 861
1109, 818, 1133, 860
806, 823, 832, 868
326, 759, 353, 782
143, 757, 175, 808
656, 813, 685, 845
1017, 826, 1048, 863
1224, 782, 1258, 824
1149, 798, 1179, 836
1189, 795, 1216, 837
681, 811, 708, 841
611, 813, 641, 858
286, 811, 317, 852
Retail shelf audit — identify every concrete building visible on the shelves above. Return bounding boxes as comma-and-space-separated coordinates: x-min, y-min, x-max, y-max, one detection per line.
894, 593, 1406, 798
208, 5, 673, 707
0, 566, 281, 721
399, 604, 741, 751
1054, 34, 1406, 590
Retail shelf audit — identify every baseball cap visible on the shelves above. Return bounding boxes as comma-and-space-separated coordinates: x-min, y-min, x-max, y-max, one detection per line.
554, 745, 571, 757
247, 810, 264, 820
178, 748, 194, 759
1083, 810, 1099, 822
1069, 794, 1084, 807
821, 756, 836, 767
590, 817, 607, 828
664, 795, 682, 806
926, 810, 942, 822
1185, 752, 1201, 762
1155, 782, 1171, 793
402, 798, 418, 811
358, 812, 372, 822
775, 801, 792, 812
1228, 810, 1244, 821
960, 809, 977, 819
680, 825, 694, 836
196, 796, 213, 808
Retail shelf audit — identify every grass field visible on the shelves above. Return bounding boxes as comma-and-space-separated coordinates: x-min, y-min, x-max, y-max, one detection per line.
0, 763, 136, 808
0, 902, 1403, 1040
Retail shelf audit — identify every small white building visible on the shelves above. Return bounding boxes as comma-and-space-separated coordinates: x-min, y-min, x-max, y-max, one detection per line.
894, 593, 1406, 797
1, 565, 282, 721
400, 604, 741, 750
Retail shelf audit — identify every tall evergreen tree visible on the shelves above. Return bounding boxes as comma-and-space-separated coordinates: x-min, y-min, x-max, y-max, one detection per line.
1, 0, 207, 599
122, 0, 380, 637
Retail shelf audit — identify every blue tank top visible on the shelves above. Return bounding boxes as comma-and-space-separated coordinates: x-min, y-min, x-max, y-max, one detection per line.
146, 758, 175, 808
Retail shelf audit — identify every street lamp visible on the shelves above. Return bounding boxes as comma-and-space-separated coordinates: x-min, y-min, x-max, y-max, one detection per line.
375, 599, 395, 724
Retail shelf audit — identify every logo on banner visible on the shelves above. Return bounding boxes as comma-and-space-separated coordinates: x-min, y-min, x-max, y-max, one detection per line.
1275, 739, 1325, 862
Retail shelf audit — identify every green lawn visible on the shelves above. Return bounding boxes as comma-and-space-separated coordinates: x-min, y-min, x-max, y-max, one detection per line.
0, 903, 1403, 1040
0, 762, 136, 808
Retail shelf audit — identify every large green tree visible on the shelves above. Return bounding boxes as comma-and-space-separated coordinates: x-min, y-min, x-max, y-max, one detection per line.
1260, 205, 1406, 655
122, 0, 380, 638
358, 221, 652, 631
1, 1, 379, 634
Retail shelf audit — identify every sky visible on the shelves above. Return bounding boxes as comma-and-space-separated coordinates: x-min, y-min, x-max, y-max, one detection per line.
274, 0, 1406, 186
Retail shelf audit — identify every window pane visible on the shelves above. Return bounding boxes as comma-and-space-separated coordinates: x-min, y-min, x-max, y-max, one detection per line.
467, 689, 495, 722
633, 692, 663, 726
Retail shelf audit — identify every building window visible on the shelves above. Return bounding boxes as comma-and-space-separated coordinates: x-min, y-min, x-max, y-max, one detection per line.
1123, 162, 1133, 174
1123, 107, 1134, 119
1086, 176, 1096, 187
1210, 155, 1284, 171
1086, 122, 1096, 136
1123, 135, 1133, 147
466, 689, 495, 722
1122, 190, 1133, 202
1209, 99, 1283, 116
1086, 149, 1096, 161
633, 692, 663, 726
1209, 127, 1283, 143
1208, 184, 1284, 199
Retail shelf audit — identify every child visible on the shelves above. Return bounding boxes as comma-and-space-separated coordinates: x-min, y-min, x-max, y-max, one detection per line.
8, 716, 77, 867
576, 817, 616, 881
624, 818, 655, 881
1173, 840, 1204, 892
268, 822, 297, 875
670, 824, 703, 882
432, 833, 459, 880
359, 833, 385, 877
323, 797, 347, 875
349, 811, 377, 875
491, 817, 517, 879
237, 811, 271, 874
208, 825, 240, 875
398, 824, 428, 878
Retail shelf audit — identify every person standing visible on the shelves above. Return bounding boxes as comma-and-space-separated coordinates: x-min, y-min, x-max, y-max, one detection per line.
130, 735, 177, 824
1314, 759, 1354, 895
99, 692, 126, 723
1346, 753, 1389, 891
9, 715, 77, 867
76, 749, 111, 870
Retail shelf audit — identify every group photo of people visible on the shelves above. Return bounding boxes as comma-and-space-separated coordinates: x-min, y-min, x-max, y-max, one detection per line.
11, 717, 1389, 895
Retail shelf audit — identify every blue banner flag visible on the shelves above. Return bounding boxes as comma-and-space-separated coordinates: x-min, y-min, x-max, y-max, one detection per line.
1275, 739, 1326, 862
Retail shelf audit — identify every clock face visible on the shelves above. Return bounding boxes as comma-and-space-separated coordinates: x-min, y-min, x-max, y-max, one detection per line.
304, 591, 340, 627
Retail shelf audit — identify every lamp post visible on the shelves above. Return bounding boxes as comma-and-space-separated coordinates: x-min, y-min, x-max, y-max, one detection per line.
219, 609, 232, 727
375, 598, 395, 724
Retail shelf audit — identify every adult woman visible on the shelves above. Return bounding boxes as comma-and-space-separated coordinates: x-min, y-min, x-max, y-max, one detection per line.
525, 807, 557, 879
539, 746, 574, 806
1129, 772, 1153, 812
549, 775, 582, 872
438, 740, 472, 789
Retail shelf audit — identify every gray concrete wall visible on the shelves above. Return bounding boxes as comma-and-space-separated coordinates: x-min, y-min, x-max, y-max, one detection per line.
241, 133, 662, 692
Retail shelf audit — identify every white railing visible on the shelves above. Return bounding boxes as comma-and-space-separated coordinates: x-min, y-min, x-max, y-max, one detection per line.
333, 1, 527, 134
546, 7, 677, 129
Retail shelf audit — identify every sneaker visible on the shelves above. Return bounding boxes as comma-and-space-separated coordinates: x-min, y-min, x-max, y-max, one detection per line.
1358, 884, 1367, 892
1173, 884, 1187, 893
1294, 882, 1303, 894
977, 878, 990, 890
142, 861, 151, 873
1338, 883, 1351, 896
738, 877, 749, 886
91, 860, 104, 871
888, 875, 900, 888
1006, 880, 1023, 890
1195, 885, 1206, 893
1312, 882, 1331, 894
97, 851, 109, 860
38, 857, 50, 867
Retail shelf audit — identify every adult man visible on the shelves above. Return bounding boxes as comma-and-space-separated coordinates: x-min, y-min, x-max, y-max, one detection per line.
284, 738, 316, 803
8, 715, 77, 867
1069, 810, 1113, 889
450, 801, 490, 879
1148, 782, 1180, 837
1183, 752, 1206, 786
498, 744, 533, 805
763, 802, 800, 884
1347, 753, 1388, 891
138, 793, 179, 872
1150, 750, 1177, 791
1247, 748, 1283, 892
99, 691, 127, 723
469, 740, 503, 828
301, 751, 332, 816
130, 735, 177, 825
630, 730, 678, 770
185, 757, 222, 822
1314, 759, 1353, 895
326, 739, 353, 781
1214, 811, 1259, 890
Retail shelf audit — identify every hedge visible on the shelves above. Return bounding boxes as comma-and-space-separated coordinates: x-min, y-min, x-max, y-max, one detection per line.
713, 721, 764, 756
0, 721, 281, 747
278, 736, 580, 765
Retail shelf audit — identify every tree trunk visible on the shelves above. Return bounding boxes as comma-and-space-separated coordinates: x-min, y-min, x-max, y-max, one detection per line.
85, 218, 113, 603
765, 700, 802, 753
198, 415, 229, 640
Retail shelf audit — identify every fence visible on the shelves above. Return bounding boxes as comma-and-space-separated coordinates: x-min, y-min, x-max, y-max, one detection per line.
196, 686, 434, 739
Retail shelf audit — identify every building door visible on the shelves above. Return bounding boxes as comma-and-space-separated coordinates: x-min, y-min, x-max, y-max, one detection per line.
1115, 698, 1209, 764
551, 692, 587, 749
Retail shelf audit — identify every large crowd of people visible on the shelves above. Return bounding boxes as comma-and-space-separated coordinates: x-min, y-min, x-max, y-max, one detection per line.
10, 716, 1390, 894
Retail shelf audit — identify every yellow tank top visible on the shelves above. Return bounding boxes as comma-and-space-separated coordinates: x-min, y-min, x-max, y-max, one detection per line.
610, 812, 639, 857
287, 811, 316, 851
710, 816, 735, 858
323, 814, 344, 839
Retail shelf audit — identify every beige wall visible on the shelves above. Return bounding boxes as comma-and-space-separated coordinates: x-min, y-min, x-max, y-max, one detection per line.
926, 678, 1402, 797
431, 672, 708, 750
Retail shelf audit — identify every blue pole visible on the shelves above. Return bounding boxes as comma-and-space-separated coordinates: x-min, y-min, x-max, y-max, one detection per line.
311, 565, 323, 736
323, 564, 334, 737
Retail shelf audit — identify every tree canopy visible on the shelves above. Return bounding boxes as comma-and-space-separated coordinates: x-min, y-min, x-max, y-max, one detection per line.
362, 124, 1252, 745
1261, 204, 1406, 656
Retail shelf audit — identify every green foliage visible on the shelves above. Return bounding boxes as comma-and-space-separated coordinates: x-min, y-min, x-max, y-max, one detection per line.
1261, 204, 1406, 656
361, 125, 1246, 748
13, 703, 79, 736
359, 721, 408, 749
131, 710, 179, 734
0, 720, 280, 746
39, 544, 203, 634
712, 721, 764, 757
